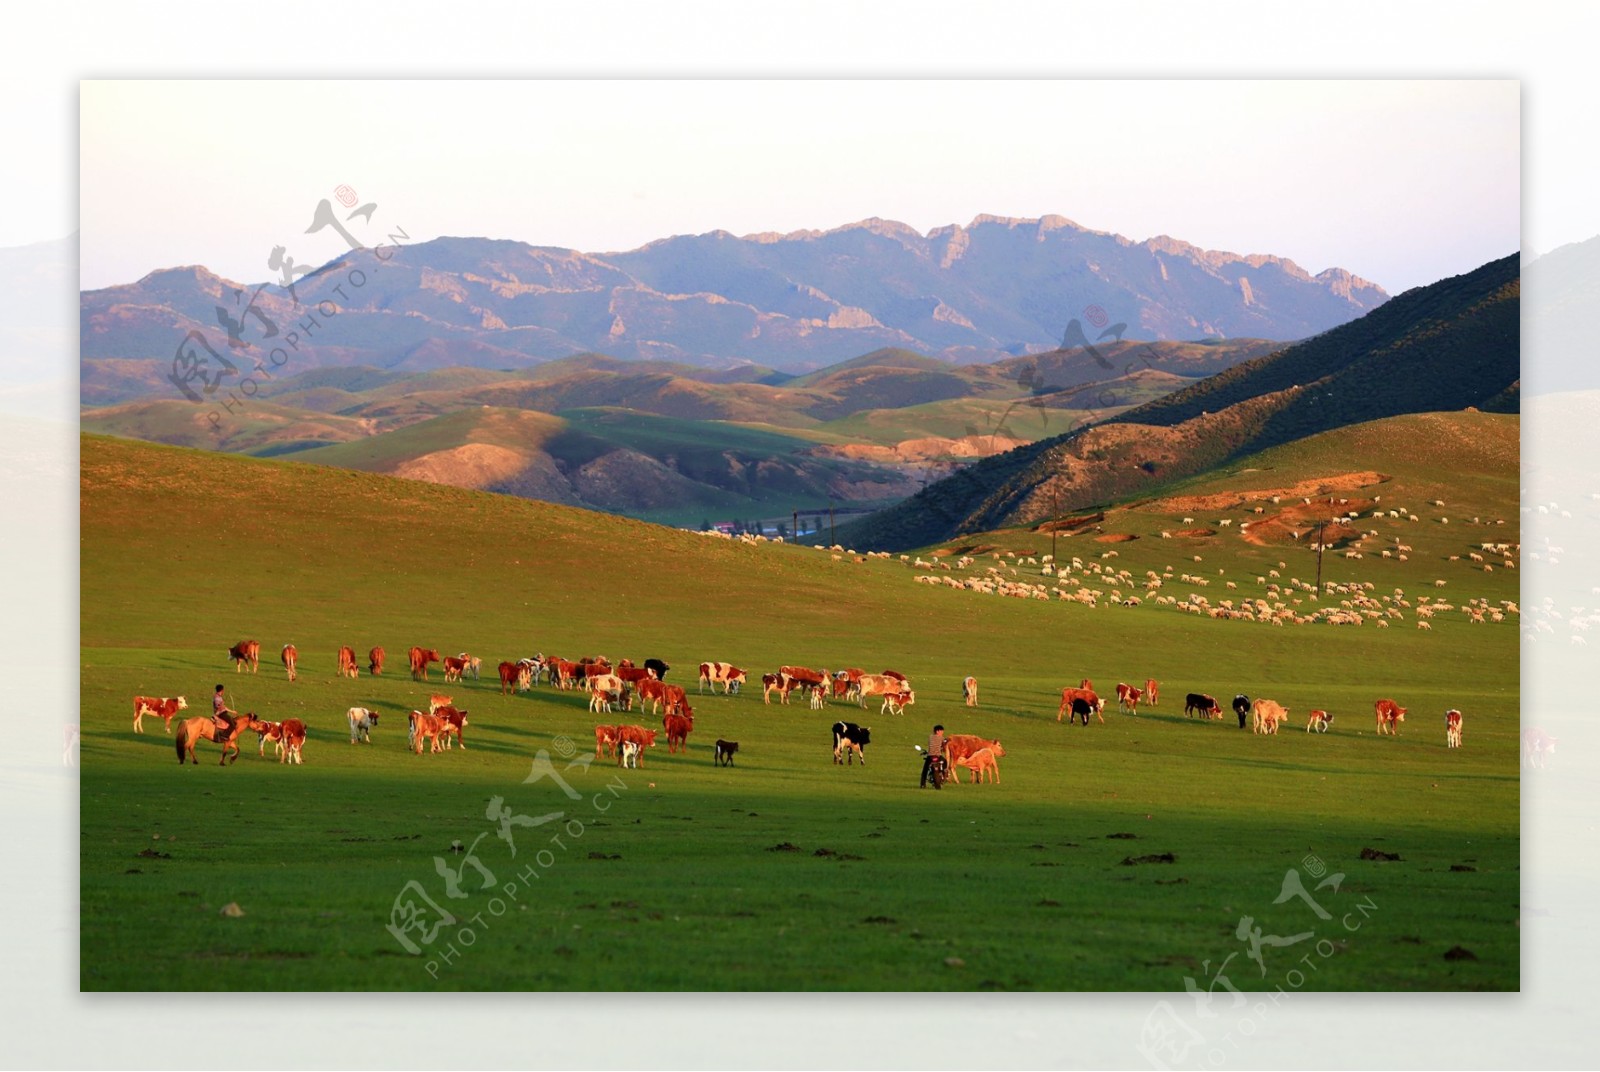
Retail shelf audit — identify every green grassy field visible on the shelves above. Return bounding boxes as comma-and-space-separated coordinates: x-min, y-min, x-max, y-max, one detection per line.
79, 422, 1519, 991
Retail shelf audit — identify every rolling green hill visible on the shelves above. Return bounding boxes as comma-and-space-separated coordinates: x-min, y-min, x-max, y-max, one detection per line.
839, 255, 1519, 551
80, 432, 1517, 991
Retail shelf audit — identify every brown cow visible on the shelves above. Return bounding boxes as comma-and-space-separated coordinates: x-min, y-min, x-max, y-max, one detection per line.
1116, 682, 1144, 713
856, 674, 910, 709
409, 710, 445, 754
954, 746, 1001, 784
337, 646, 359, 679
594, 724, 619, 759
1252, 699, 1290, 735
1058, 687, 1104, 723
1375, 699, 1407, 736
762, 673, 790, 705
132, 695, 187, 735
256, 719, 285, 758
1144, 679, 1160, 706
498, 661, 531, 695
368, 646, 385, 675
280, 718, 307, 764
780, 666, 827, 690
228, 640, 260, 673
943, 735, 1005, 784
428, 694, 453, 714
409, 647, 441, 681
442, 656, 468, 683
664, 711, 694, 753
281, 644, 298, 682
614, 725, 659, 766
698, 662, 746, 695
432, 706, 469, 750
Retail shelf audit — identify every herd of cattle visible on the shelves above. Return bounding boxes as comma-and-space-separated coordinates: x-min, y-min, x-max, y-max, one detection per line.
132, 640, 1470, 769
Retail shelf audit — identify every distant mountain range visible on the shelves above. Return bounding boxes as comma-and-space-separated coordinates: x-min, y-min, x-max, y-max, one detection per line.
837, 252, 1519, 551
80, 214, 1387, 401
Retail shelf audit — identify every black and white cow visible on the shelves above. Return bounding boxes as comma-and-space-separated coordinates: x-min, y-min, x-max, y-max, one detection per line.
644, 658, 670, 681
831, 721, 871, 765
1232, 694, 1252, 730
714, 739, 739, 766
348, 706, 380, 744
1070, 696, 1096, 726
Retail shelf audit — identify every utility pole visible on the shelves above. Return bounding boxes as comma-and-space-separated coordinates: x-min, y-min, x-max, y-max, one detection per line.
792, 510, 798, 541
1050, 482, 1059, 564
1315, 496, 1331, 599
829, 503, 835, 547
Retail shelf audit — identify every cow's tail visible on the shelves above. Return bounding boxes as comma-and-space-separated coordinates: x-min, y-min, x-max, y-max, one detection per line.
175, 727, 187, 763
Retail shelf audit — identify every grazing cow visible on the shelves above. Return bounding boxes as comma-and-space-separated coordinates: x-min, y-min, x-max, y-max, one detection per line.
714, 739, 739, 766
594, 725, 620, 759
1305, 710, 1333, 733
368, 646, 385, 676
280, 718, 307, 764
442, 656, 468, 683
132, 695, 187, 735
255, 719, 284, 758
1374, 699, 1407, 736
1233, 694, 1252, 729
1252, 699, 1290, 735
944, 735, 1004, 783
1446, 709, 1463, 748
698, 662, 747, 695
856, 674, 910, 709
281, 644, 298, 682
428, 694, 452, 715
881, 689, 914, 716
1058, 687, 1103, 723
614, 725, 658, 766
337, 646, 359, 679
954, 746, 1001, 784
409, 647, 441, 681
433, 707, 468, 750
347, 707, 380, 744
1184, 693, 1222, 720
620, 740, 642, 768
229, 640, 260, 673
762, 673, 790, 705
644, 658, 670, 681
831, 721, 871, 765
588, 674, 625, 714
1115, 682, 1145, 713
963, 676, 978, 707
664, 711, 694, 753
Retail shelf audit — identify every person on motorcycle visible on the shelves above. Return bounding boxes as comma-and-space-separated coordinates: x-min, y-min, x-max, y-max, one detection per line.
920, 724, 948, 788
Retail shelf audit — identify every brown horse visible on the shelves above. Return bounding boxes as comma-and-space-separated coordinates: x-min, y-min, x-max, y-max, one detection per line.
175, 713, 260, 766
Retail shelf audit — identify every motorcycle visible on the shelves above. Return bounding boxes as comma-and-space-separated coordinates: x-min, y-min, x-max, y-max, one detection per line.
915, 745, 949, 789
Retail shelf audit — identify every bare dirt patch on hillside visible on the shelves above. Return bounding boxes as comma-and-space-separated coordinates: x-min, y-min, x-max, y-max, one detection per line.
1150, 471, 1387, 515
393, 443, 529, 489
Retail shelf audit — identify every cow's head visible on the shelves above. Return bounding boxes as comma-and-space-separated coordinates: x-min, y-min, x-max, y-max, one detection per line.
1396, 709, 1406, 721
989, 741, 1006, 757
858, 728, 872, 746
177, 697, 188, 709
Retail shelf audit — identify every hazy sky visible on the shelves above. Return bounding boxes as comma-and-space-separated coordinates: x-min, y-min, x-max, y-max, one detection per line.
78, 79, 1518, 295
